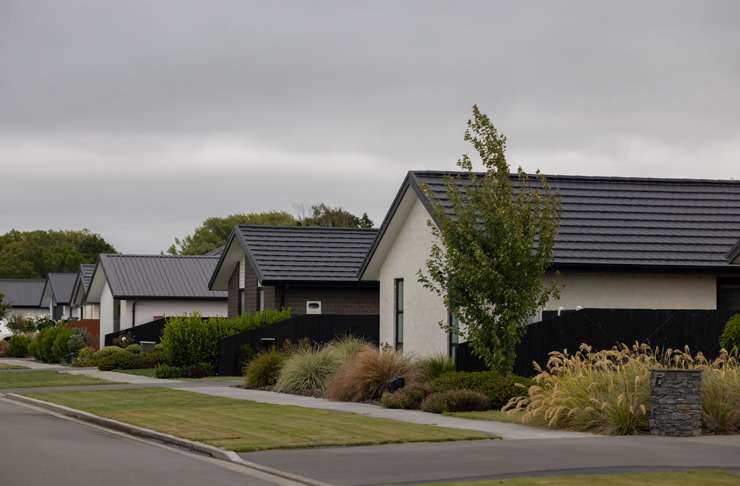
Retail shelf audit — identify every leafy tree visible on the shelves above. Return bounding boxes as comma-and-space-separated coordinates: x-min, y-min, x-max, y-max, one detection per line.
0, 230, 115, 279
0, 292, 8, 320
168, 211, 297, 255
418, 105, 561, 374
299, 203, 374, 229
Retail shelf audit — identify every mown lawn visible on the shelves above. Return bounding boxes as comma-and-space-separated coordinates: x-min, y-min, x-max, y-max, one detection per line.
0, 362, 28, 370
426, 470, 740, 485
23, 388, 494, 452
0, 370, 113, 389
446, 410, 525, 424
113, 368, 241, 381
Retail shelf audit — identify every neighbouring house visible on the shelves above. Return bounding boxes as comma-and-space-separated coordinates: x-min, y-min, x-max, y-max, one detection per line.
209, 225, 379, 317
0, 279, 49, 320
43, 272, 78, 321
86, 254, 228, 348
359, 171, 740, 356
69, 264, 99, 320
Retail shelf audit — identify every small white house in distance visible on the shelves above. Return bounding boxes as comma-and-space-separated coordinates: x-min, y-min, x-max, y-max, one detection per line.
359, 171, 740, 357
44, 273, 78, 321
86, 254, 228, 348
0, 279, 50, 320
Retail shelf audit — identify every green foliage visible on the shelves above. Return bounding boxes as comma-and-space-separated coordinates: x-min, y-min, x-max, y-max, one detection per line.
381, 383, 432, 410
126, 343, 143, 354
0, 292, 8, 319
154, 364, 183, 379
66, 329, 93, 361
0, 340, 9, 357
720, 314, 740, 352
34, 325, 69, 363
161, 310, 290, 368
274, 346, 343, 396
416, 354, 455, 381
93, 346, 167, 370
418, 105, 560, 373
431, 371, 531, 409
168, 211, 297, 255
0, 229, 115, 278
299, 203, 373, 229
8, 334, 32, 357
71, 347, 97, 367
244, 348, 287, 388
51, 327, 74, 363
420, 389, 490, 414
6, 315, 37, 334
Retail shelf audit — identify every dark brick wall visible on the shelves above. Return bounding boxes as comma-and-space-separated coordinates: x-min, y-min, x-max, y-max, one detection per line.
282, 287, 379, 315
227, 263, 240, 318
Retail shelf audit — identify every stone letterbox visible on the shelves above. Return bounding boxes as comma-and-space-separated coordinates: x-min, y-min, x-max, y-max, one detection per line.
649, 368, 702, 437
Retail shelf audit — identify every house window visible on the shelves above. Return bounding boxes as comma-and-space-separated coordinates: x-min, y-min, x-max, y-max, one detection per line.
448, 311, 460, 359
394, 279, 404, 351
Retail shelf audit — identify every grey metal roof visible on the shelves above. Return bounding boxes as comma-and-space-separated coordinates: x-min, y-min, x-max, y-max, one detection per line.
0, 279, 47, 307
205, 245, 225, 256
369, 171, 740, 271
47, 273, 78, 304
99, 254, 227, 299
235, 225, 379, 282
79, 264, 96, 292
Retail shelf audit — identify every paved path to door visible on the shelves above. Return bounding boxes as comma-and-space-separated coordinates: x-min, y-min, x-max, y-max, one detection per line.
180, 385, 591, 440
243, 435, 740, 485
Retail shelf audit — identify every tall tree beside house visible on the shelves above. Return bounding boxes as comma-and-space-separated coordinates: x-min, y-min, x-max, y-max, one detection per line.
168, 205, 374, 255
418, 105, 561, 374
0, 229, 115, 279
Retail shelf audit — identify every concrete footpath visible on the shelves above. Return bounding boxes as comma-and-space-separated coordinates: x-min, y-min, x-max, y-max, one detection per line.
243, 435, 740, 486
180, 385, 591, 440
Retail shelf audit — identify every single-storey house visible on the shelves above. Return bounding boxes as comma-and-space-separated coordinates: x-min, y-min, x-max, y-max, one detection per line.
209, 225, 379, 317
0, 279, 49, 320
69, 264, 98, 320
44, 272, 78, 321
360, 171, 740, 356
86, 254, 228, 348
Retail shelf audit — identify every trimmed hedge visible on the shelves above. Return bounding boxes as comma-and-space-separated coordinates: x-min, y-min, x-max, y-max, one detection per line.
161, 310, 291, 368
94, 346, 167, 371
421, 389, 490, 414
431, 371, 531, 409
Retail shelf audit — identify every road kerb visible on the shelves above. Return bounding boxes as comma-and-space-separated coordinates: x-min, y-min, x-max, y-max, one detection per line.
4, 393, 333, 486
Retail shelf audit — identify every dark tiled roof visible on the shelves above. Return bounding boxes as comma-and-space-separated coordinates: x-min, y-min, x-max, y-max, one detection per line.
410, 171, 740, 269
235, 225, 379, 282
0, 279, 46, 307
79, 264, 96, 292
47, 273, 78, 304
99, 254, 226, 299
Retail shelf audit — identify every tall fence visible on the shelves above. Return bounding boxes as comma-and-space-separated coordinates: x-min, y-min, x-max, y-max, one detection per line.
218, 314, 379, 376
104, 318, 167, 346
455, 308, 738, 376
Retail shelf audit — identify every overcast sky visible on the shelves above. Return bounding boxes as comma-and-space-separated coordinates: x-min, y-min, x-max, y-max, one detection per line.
1, 1, 739, 253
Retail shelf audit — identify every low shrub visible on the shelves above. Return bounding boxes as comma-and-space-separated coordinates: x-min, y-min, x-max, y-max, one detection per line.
34, 326, 64, 362
126, 343, 143, 354
51, 327, 74, 363
161, 309, 291, 368
244, 348, 286, 388
421, 390, 490, 414
381, 383, 431, 409
7, 316, 36, 334
66, 329, 93, 361
415, 354, 455, 382
155, 364, 183, 379
8, 334, 32, 357
720, 314, 740, 352
701, 353, 740, 434
432, 371, 530, 410
138, 349, 167, 368
71, 347, 97, 367
153, 362, 213, 379
274, 346, 342, 396
325, 348, 411, 402
97, 348, 140, 371
0, 340, 9, 357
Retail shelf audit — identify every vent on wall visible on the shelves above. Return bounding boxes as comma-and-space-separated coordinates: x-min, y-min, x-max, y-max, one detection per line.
306, 301, 322, 315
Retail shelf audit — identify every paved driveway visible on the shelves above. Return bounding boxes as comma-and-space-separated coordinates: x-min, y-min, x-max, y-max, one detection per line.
243, 435, 740, 485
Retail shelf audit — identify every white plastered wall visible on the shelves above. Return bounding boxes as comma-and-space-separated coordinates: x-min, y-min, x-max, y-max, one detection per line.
118, 299, 227, 328
98, 283, 115, 348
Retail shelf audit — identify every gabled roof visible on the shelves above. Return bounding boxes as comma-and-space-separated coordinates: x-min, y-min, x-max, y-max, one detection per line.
47, 273, 78, 305
205, 245, 225, 256
211, 225, 378, 288
361, 171, 740, 276
92, 254, 226, 300
729, 239, 740, 265
0, 279, 47, 308
79, 264, 96, 292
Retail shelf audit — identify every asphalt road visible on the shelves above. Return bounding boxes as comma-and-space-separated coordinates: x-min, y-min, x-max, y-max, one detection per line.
0, 398, 287, 486
244, 435, 740, 485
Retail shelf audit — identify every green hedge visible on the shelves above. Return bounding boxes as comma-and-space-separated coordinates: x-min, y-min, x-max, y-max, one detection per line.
431, 371, 531, 409
161, 309, 291, 368
8, 335, 32, 357
720, 314, 740, 352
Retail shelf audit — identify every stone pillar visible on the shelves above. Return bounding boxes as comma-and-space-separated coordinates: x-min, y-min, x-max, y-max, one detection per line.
649, 369, 702, 437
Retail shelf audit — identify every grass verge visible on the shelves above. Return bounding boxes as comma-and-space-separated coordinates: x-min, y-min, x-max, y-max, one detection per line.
113, 368, 241, 381
445, 410, 525, 424
423, 470, 740, 485
22, 388, 494, 452
0, 370, 113, 389
0, 363, 28, 370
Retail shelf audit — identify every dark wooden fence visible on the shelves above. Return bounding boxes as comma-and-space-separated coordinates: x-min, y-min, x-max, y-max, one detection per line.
104, 318, 167, 346
455, 308, 738, 376
218, 314, 379, 376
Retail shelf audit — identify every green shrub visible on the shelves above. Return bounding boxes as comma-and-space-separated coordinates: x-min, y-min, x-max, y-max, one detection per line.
720, 314, 740, 352
155, 364, 183, 379
161, 309, 291, 368
97, 349, 139, 371
326, 336, 372, 362
126, 343, 143, 354
8, 335, 32, 357
0, 340, 9, 357
51, 327, 74, 363
431, 371, 531, 409
138, 349, 167, 368
34, 325, 73, 363
325, 348, 411, 402
71, 347, 97, 367
274, 346, 342, 396
421, 389, 490, 414
244, 348, 286, 388
66, 329, 92, 361
381, 383, 432, 409
416, 354, 455, 382
7, 316, 36, 334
